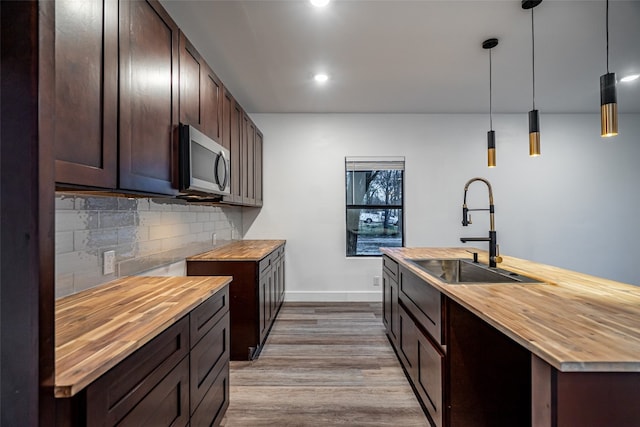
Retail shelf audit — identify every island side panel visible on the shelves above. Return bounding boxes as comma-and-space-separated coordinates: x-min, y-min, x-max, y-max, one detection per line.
187, 260, 259, 360
532, 354, 640, 427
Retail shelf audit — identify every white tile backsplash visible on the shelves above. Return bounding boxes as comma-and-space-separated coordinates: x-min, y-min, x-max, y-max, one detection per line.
55, 193, 243, 298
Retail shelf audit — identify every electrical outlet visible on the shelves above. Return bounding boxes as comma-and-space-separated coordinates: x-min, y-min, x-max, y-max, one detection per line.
103, 250, 116, 275
373, 276, 381, 287
212, 233, 217, 245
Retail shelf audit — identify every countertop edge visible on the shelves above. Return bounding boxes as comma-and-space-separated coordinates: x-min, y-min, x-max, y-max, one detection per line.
381, 247, 640, 373
54, 276, 232, 398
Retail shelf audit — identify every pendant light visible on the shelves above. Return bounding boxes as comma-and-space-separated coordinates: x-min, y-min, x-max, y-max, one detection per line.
600, 0, 618, 137
522, 0, 542, 156
483, 38, 498, 168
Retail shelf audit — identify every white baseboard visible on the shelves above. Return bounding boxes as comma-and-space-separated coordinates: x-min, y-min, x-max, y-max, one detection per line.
284, 291, 382, 302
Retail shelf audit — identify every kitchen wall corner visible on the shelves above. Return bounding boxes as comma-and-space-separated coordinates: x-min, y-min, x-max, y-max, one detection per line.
55, 193, 243, 298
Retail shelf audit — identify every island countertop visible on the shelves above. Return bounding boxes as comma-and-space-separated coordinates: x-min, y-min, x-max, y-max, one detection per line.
187, 239, 286, 262
381, 247, 640, 373
55, 275, 232, 398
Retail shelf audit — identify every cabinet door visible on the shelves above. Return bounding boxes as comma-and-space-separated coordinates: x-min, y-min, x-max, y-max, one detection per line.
254, 130, 263, 207
383, 272, 392, 330
179, 31, 202, 130
54, 0, 117, 188
119, 0, 179, 195
398, 304, 418, 379
259, 272, 268, 343
201, 64, 223, 143
242, 114, 256, 206
222, 93, 243, 204
416, 331, 444, 427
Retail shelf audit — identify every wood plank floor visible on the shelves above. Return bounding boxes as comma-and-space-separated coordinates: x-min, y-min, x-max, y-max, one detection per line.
221, 302, 430, 426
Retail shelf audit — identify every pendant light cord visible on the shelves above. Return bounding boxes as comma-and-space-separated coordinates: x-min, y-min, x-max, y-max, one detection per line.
489, 48, 493, 130
532, 8, 536, 110
606, 0, 610, 73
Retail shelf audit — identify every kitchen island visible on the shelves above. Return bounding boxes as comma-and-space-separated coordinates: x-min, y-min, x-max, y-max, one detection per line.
382, 247, 640, 427
55, 275, 232, 426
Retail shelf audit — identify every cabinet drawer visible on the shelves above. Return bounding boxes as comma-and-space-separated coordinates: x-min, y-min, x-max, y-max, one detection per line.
383, 255, 399, 282
86, 316, 189, 426
190, 313, 230, 415
259, 256, 271, 276
116, 357, 189, 427
398, 303, 418, 378
400, 267, 442, 345
191, 364, 229, 427
416, 330, 444, 427
190, 286, 229, 348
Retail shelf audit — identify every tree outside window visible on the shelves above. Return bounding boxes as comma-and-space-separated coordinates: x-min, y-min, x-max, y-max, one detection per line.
346, 157, 404, 256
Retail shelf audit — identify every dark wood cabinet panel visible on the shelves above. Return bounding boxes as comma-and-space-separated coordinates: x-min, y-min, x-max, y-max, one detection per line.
116, 357, 189, 427
190, 286, 229, 348
54, 0, 117, 188
191, 366, 229, 427
179, 32, 222, 145
254, 130, 263, 207
187, 244, 285, 361
242, 114, 256, 206
222, 91, 244, 204
416, 331, 444, 427
85, 317, 190, 426
190, 314, 229, 415
400, 267, 443, 345
398, 303, 418, 378
202, 64, 223, 143
179, 31, 202, 130
119, 0, 179, 195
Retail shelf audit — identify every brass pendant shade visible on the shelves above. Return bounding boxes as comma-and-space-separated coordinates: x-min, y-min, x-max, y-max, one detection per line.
487, 130, 496, 168
600, 72, 618, 137
528, 110, 540, 156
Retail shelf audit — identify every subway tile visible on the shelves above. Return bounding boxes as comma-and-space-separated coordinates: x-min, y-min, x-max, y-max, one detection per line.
138, 211, 164, 226
117, 197, 138, 211
55, 273, 74, 299
74, 270, 112, 293
189, 204, 204, 212
55, 195, 75, 210
161, 211, 183, 224
149, 198, 175, 211
74, 229, 118, 251
117, 226, 148, 245
100, 211, 136, 229
136, 198, 150, 211
190, 222, 204, 234
56, 211, 98, 232
137, 239, 164, 257
171, 202, 190, 212
114, 243, 138, 261
80, 196, 118, 211
55, 250, 99, 275
203, 221, 216, 232
149, 223, 191, 240
197, 212, 211, 222
56, 231, 74, 254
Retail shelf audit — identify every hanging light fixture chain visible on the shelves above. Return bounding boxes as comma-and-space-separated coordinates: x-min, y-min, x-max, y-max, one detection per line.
532, 8, 536, 110
606, 0, 609, 73
489, 48, 493, 130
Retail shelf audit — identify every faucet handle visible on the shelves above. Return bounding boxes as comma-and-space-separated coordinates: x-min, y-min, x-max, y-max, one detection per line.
494, 244, 503, 264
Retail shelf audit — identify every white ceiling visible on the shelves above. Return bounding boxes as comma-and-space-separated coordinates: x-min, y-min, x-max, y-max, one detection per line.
160, 0, 640, 114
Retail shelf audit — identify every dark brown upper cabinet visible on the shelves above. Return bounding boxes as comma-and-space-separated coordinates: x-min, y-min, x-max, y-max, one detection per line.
242, 114, 256, 206
178, 32, 223, 144
119, 0, 179, 196
54, 0, 118, 189
222, 90, 244, 205
254, 129, 263, 207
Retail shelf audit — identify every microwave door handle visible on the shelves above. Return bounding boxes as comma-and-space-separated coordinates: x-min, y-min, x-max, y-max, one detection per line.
215, 151, 229, 192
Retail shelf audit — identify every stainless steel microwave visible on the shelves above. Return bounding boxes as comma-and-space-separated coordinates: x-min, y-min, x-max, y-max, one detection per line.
178, 124, 231, 197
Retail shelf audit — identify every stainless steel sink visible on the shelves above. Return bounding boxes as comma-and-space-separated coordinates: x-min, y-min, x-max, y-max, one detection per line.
407, 258, 543, 284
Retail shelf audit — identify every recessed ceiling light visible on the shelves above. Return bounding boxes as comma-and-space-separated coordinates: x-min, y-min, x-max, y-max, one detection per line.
620, 74, 639, 83
310, 0, 330, 7
314, 73, 329, 84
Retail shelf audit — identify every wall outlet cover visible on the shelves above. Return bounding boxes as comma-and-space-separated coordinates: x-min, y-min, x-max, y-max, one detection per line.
373, 276, 381, 286
103, 250, 116, 275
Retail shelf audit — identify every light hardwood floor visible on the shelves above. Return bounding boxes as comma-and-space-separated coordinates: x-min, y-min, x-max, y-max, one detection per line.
221, 302, 430, 426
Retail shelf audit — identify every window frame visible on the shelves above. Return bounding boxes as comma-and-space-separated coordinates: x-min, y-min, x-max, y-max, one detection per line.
345, 157, 405, 258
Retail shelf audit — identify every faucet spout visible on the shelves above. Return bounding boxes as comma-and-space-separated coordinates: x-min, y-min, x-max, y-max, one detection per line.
460, 177, 501, 268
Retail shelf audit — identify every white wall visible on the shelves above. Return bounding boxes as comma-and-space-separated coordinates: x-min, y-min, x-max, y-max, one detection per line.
244, 113, 640, 301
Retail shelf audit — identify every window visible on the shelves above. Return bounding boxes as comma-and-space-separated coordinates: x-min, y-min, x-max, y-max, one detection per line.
345, 157, 404, 257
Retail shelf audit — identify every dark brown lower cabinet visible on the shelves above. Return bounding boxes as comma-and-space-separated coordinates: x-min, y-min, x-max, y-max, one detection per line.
187, 244, 285, 360
56, 287, 230, 427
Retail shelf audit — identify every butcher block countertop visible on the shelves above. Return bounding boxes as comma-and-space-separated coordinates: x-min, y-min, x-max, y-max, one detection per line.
187, 239, 286, 262
55, 275, 231, 398
381, 247, 640, 373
